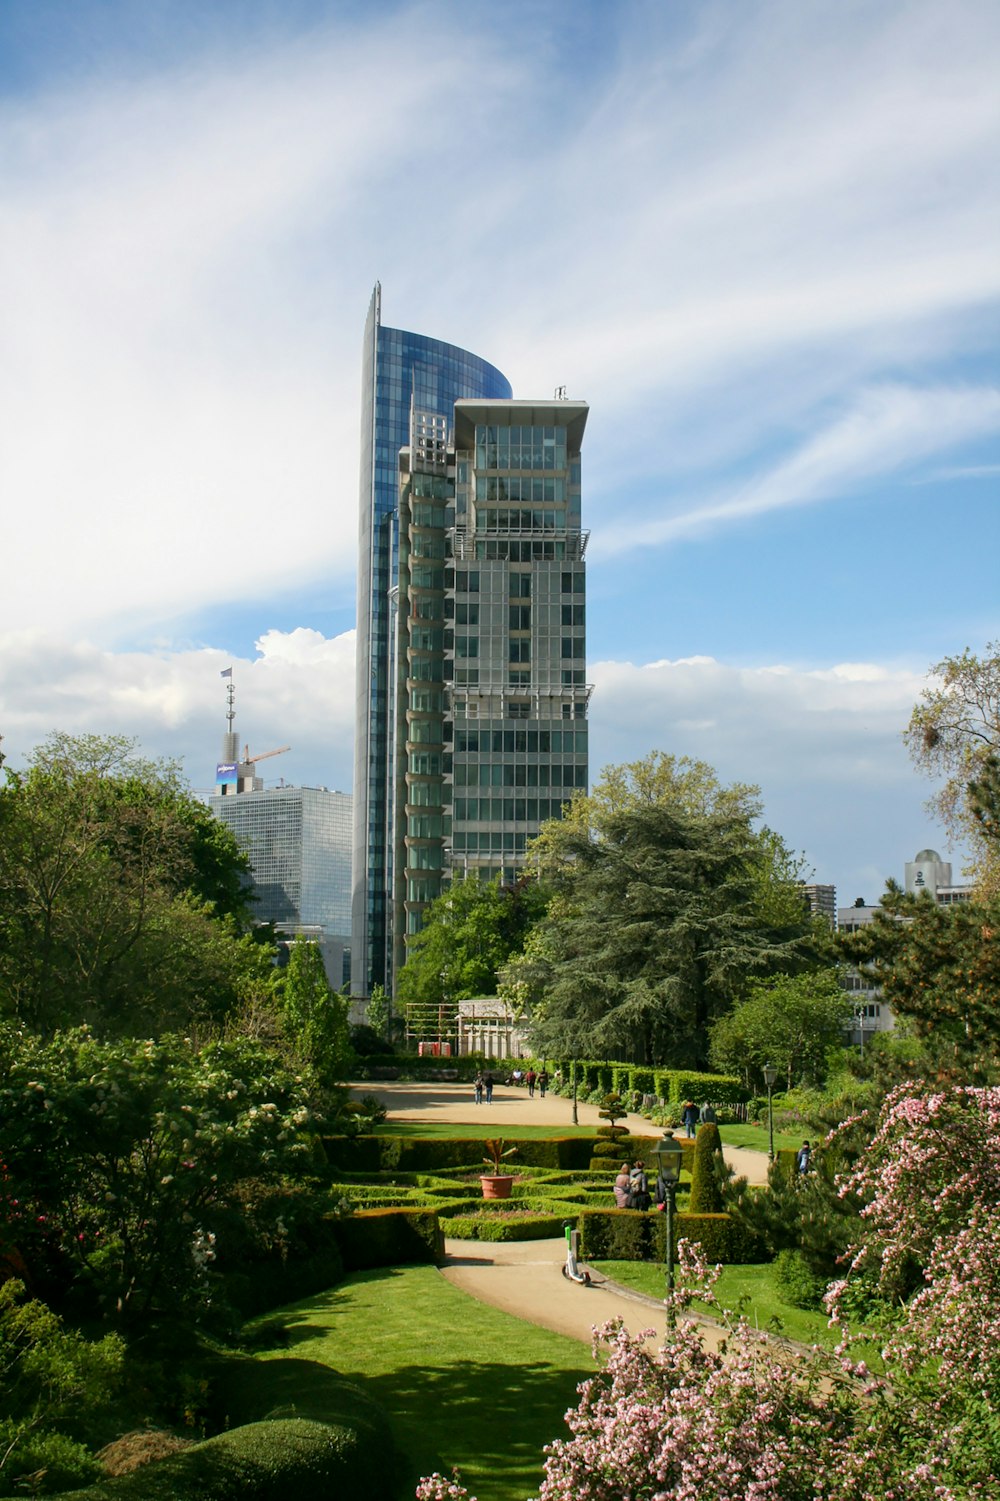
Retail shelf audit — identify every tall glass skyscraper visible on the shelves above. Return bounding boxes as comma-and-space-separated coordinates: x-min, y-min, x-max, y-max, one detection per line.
352, 286, 512, 996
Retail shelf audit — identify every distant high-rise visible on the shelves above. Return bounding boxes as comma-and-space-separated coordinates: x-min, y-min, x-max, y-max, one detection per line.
389, 398, 590, 983
211, 785, 353, 988
351, 286, 512, 996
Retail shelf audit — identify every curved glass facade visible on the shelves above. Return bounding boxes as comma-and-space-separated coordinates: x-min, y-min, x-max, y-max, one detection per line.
352, 286, 511, 996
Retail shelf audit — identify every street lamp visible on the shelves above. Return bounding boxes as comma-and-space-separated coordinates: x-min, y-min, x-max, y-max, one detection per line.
763, 1064, 778, 1163
653, 1130, 683, 1325
571, 1057, 578, 1125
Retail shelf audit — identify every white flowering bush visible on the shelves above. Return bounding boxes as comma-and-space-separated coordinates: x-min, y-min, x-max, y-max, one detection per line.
0, 1027, 313, 1323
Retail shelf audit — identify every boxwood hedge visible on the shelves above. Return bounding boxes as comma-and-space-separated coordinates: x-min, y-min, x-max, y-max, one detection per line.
579, 1208, 765, 1264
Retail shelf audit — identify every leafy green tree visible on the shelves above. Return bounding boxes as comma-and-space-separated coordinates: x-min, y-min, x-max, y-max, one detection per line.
0, 1028, 313, 1324
0, 733, 265, 1035
504, 792, 816, 1068
708, 970, 854, 1090
0, 1279, 125, 1494
904, 642, 1000, 891
841, 884, 1000, 1068
365, 983, 391, 1041
278, 936, 351, 1084
396, 875, 547, 1008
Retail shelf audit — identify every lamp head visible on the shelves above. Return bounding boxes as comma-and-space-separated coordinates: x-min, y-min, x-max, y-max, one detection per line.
653, 1130, 683, 1186
763, 1064, 778, 1089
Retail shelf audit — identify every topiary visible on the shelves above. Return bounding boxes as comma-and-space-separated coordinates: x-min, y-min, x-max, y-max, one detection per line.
597, 1093, 629, 1138
688, 1122, 725, 1214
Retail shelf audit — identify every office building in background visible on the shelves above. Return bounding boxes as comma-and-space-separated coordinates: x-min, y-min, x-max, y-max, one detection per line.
351, 285, 512, 996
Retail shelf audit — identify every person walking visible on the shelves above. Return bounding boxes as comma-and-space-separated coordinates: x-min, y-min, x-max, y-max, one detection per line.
613, 1162, 631, 1209
681, 1100, 699, 1139
483, 1071, 494, 1104
526, 1067, 537, 1098
538, 1068, 549, 1097
699, 1102, 718, 1125
474, 1072, 484, 1105
796, 1140, 812, 1175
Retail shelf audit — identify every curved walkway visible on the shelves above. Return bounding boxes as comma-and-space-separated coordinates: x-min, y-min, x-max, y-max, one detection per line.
357, 1078, 768, 1349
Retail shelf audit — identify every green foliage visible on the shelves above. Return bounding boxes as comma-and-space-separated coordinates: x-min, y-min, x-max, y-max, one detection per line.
724, 1143, 861, 1281
364, 984, 391, 1042
580, 1208, 763, 1264
321, 1134, 607, 1173
0, 1279, 125, 1495
688, 1122, 725, 1214
278, 937, 350, 1085
841, 884, 1000, 1066
904, 642, 1000, 890
506, 754, 816, 1068
708, 970, 854, 1090
597, 1092, 628, 1137
446, 1211, 570, 1242
331, 1209, 443, 1269
0, 1028, 314, 1324
44, 1417, 384, 1501
772, 1247, 829, 1309
397, 873, 547, 1009
0, 734, 266, 1036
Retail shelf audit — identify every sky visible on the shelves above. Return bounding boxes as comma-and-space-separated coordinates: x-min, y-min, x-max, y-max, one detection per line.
1, 0, 998, 906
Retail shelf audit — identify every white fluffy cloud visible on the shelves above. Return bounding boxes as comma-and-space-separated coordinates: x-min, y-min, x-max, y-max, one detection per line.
0, 627, 953, 905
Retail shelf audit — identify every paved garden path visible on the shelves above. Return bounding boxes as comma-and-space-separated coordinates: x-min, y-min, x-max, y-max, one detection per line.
356, 1078, 766, 1349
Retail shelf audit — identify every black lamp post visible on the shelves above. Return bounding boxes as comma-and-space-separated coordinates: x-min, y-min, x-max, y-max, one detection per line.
653, 1130, 683, 1325
763, 1064, 777, 1163
571, 1057, 578, 1125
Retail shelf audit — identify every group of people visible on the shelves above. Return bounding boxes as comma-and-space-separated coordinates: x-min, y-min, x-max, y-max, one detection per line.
505, 1067, 549, 1097
613, 1159, 660, 1212
472, 1067, 551, 1103
680, 1099, 717, 1137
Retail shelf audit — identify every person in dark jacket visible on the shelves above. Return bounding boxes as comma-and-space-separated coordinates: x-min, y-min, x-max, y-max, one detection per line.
627, 1160, 651, 1211
681, 1100, 699, 1138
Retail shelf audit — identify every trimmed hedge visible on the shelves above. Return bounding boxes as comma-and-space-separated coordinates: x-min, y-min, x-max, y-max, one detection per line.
332, 1208, 444, 1269
446, 1212, 570, 1242
48, 1418, 386, 1501
548, 1061, 746, 1108
321, 1134, 609, 1173
579, 1208, 765, 1264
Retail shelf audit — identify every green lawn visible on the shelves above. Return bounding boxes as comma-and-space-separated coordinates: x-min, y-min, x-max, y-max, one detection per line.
590, 1259, 835, 1348
246, 1263, 591, 1501
718, 1122, 803, 1154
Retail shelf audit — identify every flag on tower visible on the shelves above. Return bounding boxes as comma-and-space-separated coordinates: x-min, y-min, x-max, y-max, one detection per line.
220, 667, 233, 680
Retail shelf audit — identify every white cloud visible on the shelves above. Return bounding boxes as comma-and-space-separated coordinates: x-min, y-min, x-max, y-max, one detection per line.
1, 0, 998, 642
587, 653, 956, 900
0, 626, 357, 795
592, 383, 1000, 554
1, 624, 957, 907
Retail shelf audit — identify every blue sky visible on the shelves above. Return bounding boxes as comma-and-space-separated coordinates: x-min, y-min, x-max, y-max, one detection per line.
1, 0, 998, 905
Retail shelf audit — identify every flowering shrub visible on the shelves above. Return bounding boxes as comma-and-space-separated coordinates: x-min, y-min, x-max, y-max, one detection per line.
0, 1028, 314, 1323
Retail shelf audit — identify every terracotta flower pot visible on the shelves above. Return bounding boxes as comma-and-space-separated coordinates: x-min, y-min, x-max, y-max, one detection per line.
480, 1174, 514, 1200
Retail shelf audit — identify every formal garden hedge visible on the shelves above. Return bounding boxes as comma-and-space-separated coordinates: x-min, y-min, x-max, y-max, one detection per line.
321, 1133, 662, 1173
579, 1208, 766, 1264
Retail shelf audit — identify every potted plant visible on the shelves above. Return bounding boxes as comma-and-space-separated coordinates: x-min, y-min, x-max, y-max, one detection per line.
480, 1139, 518, 1199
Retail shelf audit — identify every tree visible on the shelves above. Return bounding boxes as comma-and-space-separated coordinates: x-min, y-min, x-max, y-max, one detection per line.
278, 936, 351, 1085
0, 733, 265, 1035
503, 796, 816, 1068
708, 970, 854, 1090
0, 1027, 313, 1324
396, 875, 547, 1008
904, 641, 1000, 890
840, 884, 1000, 1068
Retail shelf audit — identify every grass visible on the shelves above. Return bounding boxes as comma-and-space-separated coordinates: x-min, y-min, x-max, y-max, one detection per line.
590, 1259, 835, 1348
718, 1123, 803, 1154
246, 1263, 591, 1501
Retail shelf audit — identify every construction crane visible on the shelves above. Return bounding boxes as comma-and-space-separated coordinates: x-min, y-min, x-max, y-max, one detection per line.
242, 745, 291, 767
